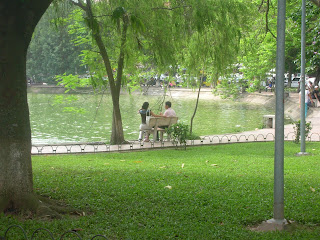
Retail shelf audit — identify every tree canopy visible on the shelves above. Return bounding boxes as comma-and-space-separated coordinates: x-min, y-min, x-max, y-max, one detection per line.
50, 0, 251, 144
27, 3, 86, 84
239, 0, 320, 90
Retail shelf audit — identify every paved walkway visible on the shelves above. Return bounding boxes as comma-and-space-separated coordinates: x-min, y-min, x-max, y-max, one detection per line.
31, 106, 320, 155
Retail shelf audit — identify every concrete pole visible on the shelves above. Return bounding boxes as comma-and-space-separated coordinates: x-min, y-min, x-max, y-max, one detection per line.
300, 0, 306, 153
273, 0, 286, 222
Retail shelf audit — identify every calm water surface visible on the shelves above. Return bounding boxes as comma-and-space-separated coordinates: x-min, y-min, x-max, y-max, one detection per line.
28, 93, 274, 144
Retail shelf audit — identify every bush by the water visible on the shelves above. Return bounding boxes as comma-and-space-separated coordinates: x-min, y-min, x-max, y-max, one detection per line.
293, 120, 312, 143
167, 122, 189, 145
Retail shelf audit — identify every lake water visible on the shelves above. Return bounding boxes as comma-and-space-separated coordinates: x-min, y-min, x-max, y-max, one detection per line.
28, 92, 274, 144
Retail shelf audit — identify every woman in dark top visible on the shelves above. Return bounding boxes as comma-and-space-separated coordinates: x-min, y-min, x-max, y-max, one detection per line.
138, 102, 156, 141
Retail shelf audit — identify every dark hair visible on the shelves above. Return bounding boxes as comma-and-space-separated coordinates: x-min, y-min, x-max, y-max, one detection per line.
165, 101, 171, 108
142, 102, 149, 109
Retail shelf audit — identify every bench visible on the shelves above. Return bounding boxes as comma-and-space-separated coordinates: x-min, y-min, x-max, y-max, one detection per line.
265, 86, 274, 92
146, 116, 178, 141
263, 115, 275, 128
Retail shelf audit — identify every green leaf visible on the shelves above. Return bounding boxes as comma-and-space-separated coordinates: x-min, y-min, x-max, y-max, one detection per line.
111, 7, 126, 22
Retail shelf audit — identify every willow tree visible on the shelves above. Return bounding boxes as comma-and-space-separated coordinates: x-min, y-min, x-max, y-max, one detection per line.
179, 0, 252, 135
64, 0, 194, 144
0, 0, 52, 212
65, 0, 254, 143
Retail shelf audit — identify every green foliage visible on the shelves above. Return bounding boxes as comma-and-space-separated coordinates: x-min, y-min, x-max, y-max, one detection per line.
187, 132, 201, 140
28, 0, 253, 91
62, 106, 86, 114
293, 120, 312, 144
239, 1, 277, 86
66, 9, 110, 90
167, 122, 189, 145
52, 94, 87, 114
55, 73, 90, 92
179, 0, 252, 87
52, 74, 89, 113
111, 6, 126, 22
304, 2, 320, 77
240, 0, 320, 89
27, 0, 320, 89
27, 4, 86, 84
247, 79, 264, 93
215, 78, 242, 99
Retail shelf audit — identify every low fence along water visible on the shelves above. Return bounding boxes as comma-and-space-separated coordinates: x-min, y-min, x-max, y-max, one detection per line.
31, 131, 320, 155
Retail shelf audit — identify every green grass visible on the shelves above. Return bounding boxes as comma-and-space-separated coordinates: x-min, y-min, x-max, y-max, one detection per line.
1, 142, 320, 239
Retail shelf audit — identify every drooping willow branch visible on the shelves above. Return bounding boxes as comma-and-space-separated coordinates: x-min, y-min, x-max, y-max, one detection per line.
265, 0, 276, 39
258, 0, 276, 39
258, 0, 265, 11
311, 0, 320, 8
151, 5, 191, 11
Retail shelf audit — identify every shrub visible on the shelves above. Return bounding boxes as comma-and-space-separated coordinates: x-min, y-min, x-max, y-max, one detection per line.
293, 120, 312, 143
167, 123, 189, 146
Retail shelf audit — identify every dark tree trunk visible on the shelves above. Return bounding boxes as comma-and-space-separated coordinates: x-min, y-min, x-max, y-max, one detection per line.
110, 14, 129, 145
0, 0, 52, 211
110, 95, 125, 145
288, 64, 293, 88
190, 80, 202, 135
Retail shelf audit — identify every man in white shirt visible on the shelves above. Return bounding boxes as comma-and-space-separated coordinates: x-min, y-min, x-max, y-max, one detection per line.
163, 101, 176, 117
155, 101, 176, 140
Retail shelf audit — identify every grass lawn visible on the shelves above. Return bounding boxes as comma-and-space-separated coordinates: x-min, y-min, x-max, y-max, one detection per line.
1, 142, 320, 239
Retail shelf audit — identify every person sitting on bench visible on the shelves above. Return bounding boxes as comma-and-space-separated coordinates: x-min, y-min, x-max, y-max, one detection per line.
138, 102, 157, 142
162, 101, 176, 118
157, 101, 177, 140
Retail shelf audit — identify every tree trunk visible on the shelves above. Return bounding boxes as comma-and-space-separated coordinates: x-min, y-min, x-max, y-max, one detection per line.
110, 14, 129, 145
0, 0, 52, 211
110, 94, 125, 144
288, 64, 293, 88
80, 0, 126, 144
190, 79, 202, 135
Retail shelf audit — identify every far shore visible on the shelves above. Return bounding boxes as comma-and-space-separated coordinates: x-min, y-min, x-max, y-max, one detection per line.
27, 84, 274, 100
27, 84, 300, 120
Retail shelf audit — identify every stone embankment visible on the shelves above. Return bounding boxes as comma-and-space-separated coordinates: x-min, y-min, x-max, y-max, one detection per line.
239, 91, 320, 134
238, 91, 300, 121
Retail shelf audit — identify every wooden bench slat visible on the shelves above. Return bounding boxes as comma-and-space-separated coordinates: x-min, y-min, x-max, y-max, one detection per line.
146, 116, 178, 141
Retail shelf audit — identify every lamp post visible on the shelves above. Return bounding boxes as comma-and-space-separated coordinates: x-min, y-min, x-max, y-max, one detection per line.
272, 0, 286, 224
299, 0, 307, 154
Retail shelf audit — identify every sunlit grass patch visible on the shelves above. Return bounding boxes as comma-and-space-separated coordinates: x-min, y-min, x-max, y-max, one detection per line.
1, 142, 320, 239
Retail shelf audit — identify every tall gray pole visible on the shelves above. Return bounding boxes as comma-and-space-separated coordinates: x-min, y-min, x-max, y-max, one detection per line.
300, 0, 306, 153
273, 0, 286, 222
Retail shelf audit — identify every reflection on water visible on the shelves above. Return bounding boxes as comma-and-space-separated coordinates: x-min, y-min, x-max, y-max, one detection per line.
28, 93, 274, 144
